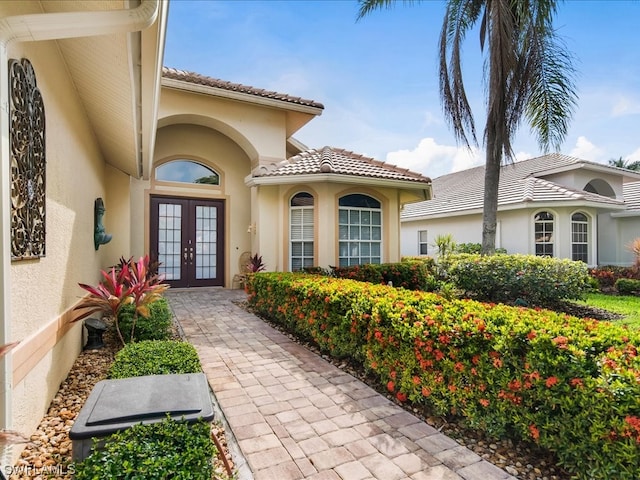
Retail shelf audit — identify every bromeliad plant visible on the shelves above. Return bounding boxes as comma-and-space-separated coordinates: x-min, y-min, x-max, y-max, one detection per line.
74, 255, 169, 345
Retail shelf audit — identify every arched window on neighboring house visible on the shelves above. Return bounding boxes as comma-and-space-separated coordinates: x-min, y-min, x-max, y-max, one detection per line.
290, 192, 314, 271
155, 160, 220, 186
338, 194, 382, 266
571, 212, 589, 263
534, 211, 554, 256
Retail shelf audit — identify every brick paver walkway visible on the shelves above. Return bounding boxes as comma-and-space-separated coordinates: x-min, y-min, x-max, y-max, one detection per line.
167, 288, 515, 480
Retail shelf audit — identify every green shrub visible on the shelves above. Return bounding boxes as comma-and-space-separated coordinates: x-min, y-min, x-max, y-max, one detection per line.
330, 260, 434, 291
455, 242, 507, 254
117, 297, 173, 343
615, 278, 640, 295
73, 416, 214, 480
108, 340, 201, 379
246, 272, 640, 479
442, 253, 590, 305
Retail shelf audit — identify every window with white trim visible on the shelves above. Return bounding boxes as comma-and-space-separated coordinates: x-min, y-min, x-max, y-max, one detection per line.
338, 194, 382, 266
290, 192, 314, 271
534, 211, 554, 256
571, 212, 589, 263
418, 230, 428, 255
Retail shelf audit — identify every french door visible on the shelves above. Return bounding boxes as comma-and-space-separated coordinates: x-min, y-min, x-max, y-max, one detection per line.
150, 196, 225, 287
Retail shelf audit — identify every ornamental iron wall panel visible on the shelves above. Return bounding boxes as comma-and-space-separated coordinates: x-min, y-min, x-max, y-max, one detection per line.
9, 58, 46, 260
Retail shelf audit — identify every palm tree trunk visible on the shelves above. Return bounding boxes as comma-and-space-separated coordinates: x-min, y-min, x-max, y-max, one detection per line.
482, 145, 502, 255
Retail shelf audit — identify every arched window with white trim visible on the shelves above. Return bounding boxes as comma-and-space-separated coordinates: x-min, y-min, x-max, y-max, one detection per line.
534, 211, 554, 256
571, 212, 589, 263
338, 194, 382, 266
290, 192, 314, 271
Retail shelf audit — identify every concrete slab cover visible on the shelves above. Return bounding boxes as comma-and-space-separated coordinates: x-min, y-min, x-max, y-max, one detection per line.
70, 372, 213, 440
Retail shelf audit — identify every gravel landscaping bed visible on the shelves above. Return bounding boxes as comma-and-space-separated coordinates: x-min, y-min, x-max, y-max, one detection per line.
8, 327, 235, 480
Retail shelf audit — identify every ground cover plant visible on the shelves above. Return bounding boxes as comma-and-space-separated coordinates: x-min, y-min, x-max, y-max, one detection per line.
247, 272, 640, 479
73, 416, 215, 480
107, 340, 202, 379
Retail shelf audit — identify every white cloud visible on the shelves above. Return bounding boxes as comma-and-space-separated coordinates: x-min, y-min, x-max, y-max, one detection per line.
569, 136, 606, 162
628, 147, 640, 162
611, 95, 640, 117
385, 137, 483, 178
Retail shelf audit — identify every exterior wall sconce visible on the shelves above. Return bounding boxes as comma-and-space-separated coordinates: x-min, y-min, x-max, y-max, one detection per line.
94, 198, 112, 250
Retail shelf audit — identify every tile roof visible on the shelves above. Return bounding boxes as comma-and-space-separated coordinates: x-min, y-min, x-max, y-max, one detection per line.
622, 182, 640, 210
402, 153, 628, 219
252, 146, 432, 184
162, 67, 324, 110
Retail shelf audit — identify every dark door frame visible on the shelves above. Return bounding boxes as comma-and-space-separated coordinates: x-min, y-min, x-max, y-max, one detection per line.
150, 195, 225, 288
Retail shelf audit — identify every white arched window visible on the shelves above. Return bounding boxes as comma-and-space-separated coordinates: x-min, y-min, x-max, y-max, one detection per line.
534, 211, 554, 256
571, 212, 589, 263
290, 192, 314, 271
338, 194, 382, 266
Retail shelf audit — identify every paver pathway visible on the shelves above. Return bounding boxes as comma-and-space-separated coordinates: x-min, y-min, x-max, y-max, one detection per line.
167, 287, 515, 480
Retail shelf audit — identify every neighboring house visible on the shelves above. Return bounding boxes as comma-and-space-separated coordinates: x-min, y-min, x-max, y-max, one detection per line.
0, 0, 432, 457
401, 154, 640, 266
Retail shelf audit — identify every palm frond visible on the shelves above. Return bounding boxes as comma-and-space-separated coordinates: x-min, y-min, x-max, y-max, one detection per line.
357, 0, 418, 20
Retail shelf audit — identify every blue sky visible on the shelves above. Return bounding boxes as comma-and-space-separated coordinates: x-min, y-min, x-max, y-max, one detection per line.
164, 0, 640, 179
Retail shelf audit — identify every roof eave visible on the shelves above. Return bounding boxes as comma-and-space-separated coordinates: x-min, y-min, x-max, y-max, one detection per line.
245, 172, 432, 194
161, 77, 324, 116
534, 162, 640, 182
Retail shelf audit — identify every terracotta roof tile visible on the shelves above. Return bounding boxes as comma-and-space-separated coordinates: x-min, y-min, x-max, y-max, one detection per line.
402, 153, 626, 219
252, 146, 432, 184
162, 67, 324, 109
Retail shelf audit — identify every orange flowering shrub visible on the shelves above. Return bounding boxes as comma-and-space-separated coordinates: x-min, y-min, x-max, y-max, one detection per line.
247, 272, 640, 479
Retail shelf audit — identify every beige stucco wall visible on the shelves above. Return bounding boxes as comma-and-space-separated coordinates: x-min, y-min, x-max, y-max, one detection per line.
5, 35, 117, 440
254, 183, 404, 271
149, 124, 252, 285
159, 88, 289, 167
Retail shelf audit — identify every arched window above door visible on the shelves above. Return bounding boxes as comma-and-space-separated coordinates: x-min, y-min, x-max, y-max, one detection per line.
155, 160, 220, 186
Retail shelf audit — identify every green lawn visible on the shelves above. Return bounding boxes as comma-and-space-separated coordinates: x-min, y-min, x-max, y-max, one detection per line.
576, 292, 640, 329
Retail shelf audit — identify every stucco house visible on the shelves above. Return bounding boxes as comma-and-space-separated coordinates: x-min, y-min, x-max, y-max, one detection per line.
0, 0, 432, 456
401, 153, 640, 266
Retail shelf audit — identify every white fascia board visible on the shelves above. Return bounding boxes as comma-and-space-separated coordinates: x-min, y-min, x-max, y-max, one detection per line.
245, 172, 432, 192
162, 78, 324, 116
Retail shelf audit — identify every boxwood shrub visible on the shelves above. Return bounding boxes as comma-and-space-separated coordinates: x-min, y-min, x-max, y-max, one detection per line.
247, 272, 640, 479
441, 253, 590, 305
73, 416, 214, 479
108, 340, 201, 379
117, 297, 173, 343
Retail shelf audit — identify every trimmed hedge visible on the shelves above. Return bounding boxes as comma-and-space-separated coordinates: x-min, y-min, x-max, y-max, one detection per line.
330, 259, 435, 291
108, 340, 202, 379
117, 297, 173, 343
441, 253, 590, 305
247, 272, 640, 479
73, 416, 214, 479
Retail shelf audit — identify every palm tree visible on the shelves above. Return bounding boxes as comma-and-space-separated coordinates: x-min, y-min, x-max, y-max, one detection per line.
608, 156, 640, 171
358, 0, 577, 254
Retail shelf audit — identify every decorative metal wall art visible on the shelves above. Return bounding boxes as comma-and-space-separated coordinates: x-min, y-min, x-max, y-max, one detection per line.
9, 58, 46, 260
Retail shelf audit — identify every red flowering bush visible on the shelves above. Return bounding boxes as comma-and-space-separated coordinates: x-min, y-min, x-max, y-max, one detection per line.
590, 265, 640, 290
247, 272, 640, 479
